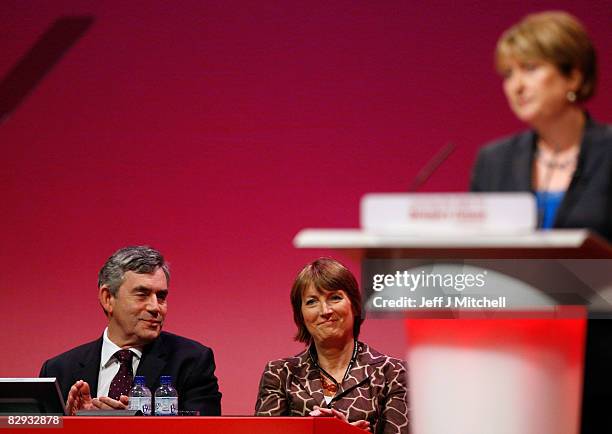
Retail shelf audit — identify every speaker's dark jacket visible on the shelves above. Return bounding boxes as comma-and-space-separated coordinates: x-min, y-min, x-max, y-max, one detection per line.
471, 116, 612, 241
39, 331, 221, 415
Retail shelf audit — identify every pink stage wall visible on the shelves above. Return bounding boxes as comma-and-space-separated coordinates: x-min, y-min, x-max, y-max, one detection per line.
1, 0, 610, 414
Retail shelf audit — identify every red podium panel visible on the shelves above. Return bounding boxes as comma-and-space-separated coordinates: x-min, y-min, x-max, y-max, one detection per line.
406, 315, 586, 434
6, 416, 364, 434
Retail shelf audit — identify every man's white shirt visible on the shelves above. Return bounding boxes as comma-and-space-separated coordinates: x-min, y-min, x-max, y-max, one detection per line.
96, 327, 143, 397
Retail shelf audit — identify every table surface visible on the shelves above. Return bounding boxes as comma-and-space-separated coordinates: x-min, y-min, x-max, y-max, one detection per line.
0, 416, 364, 434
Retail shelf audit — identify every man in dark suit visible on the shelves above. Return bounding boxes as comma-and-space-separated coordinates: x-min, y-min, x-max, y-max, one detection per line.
39, 246, 222, 416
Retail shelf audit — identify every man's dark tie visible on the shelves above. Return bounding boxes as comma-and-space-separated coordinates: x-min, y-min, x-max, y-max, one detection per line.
108, 349, 134, 400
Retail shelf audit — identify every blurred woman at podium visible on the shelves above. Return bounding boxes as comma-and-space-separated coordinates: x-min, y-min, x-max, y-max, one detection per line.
471, 11, 611, 241
470, 12, 612, 434
255, 258, 409, 434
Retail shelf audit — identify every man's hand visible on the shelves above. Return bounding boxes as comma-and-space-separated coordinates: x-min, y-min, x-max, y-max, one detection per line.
309, 405, 370, 431
66, 380, 94, 415
92, 395, 129, 410
66, 380, 129, 415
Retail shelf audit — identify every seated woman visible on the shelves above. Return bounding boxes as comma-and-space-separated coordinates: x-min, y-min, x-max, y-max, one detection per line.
471, 11, 611, 239
255, 258, 409, 433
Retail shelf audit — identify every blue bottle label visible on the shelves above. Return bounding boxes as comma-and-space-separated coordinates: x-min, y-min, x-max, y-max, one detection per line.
155, 397, 178, 416
129, 397, 152, 415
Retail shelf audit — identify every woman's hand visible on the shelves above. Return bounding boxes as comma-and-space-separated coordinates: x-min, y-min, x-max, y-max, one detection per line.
309, 405, 370, 431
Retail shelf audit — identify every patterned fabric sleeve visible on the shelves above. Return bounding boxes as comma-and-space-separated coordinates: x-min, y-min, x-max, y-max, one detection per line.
255, 360, 289, 416
379, 360, 409, 434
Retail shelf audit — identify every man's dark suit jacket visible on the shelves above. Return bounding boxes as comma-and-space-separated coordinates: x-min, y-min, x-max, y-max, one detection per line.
471, 116, 612, 241
470, 116, 612, 434
39, 331, 221, 416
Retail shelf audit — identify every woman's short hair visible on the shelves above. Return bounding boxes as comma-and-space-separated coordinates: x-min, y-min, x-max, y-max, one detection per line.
495, 11, 597, 101
290, 258, 363, 344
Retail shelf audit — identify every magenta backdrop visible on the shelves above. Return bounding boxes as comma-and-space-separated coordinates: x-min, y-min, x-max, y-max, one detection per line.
0, 0, 610, 414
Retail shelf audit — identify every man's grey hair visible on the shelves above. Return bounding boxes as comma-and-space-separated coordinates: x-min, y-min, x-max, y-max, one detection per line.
98, 246, 170, 296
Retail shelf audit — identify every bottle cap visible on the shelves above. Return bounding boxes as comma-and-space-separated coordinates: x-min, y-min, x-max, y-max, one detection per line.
134, 376, 146, 386
160, 375, 172, 385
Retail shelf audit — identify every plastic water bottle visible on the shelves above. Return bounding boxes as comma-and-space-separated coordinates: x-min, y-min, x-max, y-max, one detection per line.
128, 376, 152, 415
154, 376, 178, 416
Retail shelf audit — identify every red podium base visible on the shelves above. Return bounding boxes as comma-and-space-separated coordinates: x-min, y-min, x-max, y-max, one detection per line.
406, 312, 586, 434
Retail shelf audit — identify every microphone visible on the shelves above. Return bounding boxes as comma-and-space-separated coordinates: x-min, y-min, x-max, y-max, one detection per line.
407, 142, 457, 191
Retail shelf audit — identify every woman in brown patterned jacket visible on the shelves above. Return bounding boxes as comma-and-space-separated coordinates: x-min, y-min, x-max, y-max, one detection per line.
255, 258, 409, 433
